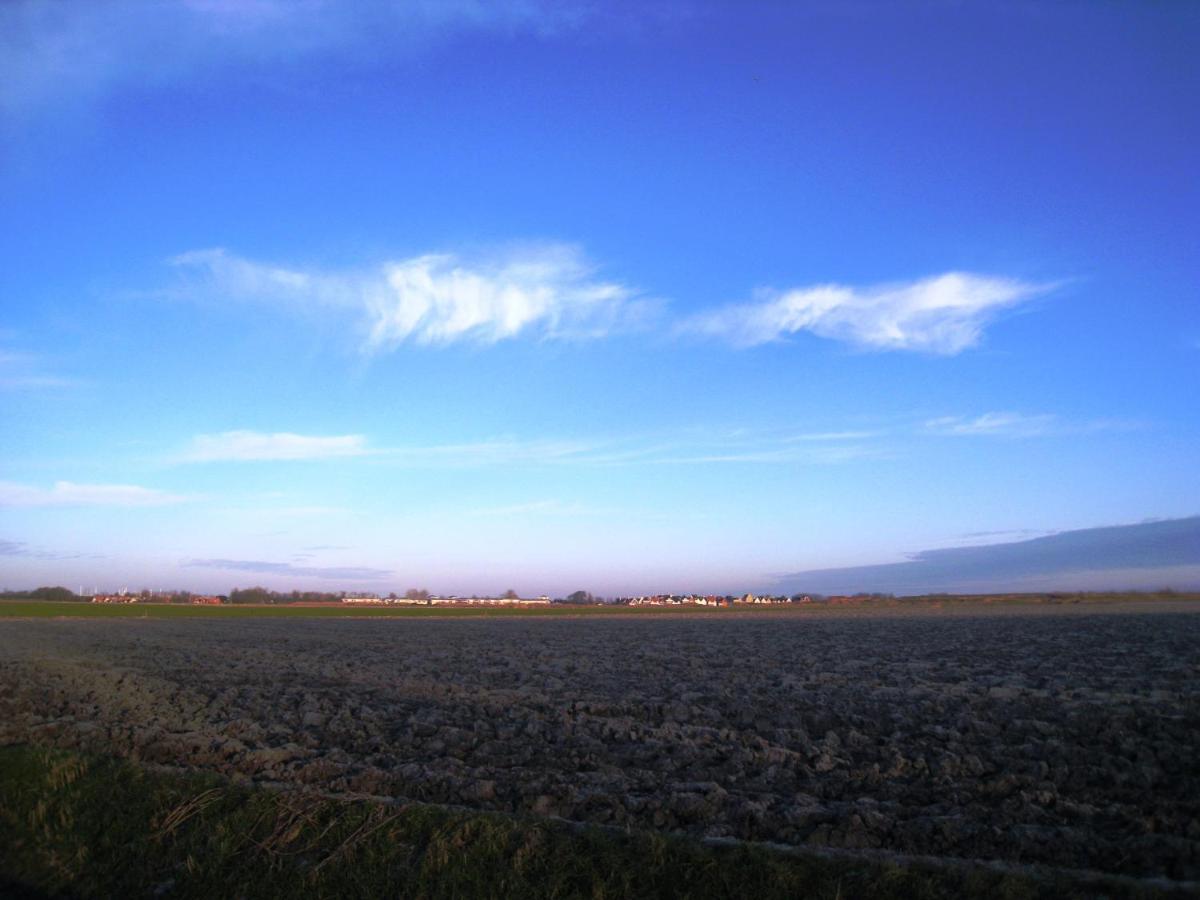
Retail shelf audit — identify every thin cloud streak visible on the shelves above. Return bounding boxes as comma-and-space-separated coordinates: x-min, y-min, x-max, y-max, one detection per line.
782, 430, 881, 443
925, 412, 1058, 438
0, 480, 188, 507
682, 272, 1053, 354
924, 412, 1137, 438
0, 375, 79, 390
0, 538, 101, 560
3, 0, 599, 116
371, 433, 883, 469
184, 557, 391, 581
183, 430, 368, 462
0, 341, 77, 391
649, 446, 883, 465
176, 415, 1123, 471
175, 428, 883, 469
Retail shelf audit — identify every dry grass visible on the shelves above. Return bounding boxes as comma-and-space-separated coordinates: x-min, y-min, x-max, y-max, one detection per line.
0, 744, 1188, 899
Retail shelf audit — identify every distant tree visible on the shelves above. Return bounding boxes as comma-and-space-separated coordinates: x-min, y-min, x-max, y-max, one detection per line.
565, 590, 594, 604
502, 588, 519, 600
29, 586, 80, 603
405, 588, 430, 604
228, 586, 275, 605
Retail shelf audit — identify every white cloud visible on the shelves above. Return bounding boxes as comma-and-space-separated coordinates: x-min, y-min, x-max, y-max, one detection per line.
684, 272, 1051, 354
183, 430, 368, 462
0, 481, 187, 507
169, 249, 333, 304
2, 0, 597, 116
169, 245, 648, 348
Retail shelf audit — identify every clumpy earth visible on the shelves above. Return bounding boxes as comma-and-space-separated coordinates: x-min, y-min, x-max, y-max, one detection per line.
1, 602, 1197, 882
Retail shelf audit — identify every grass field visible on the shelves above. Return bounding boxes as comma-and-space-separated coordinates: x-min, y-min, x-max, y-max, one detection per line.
3, 744, 1179, 900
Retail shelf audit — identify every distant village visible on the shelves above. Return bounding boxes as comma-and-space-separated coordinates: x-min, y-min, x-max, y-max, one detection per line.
81, 589, 831, 607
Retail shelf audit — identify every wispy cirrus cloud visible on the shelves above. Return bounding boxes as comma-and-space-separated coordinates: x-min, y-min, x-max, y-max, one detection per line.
0, 480, 188, 507
0, 375, 78, 390
176, 415, 1128, 475
652, 445, 882, 465
2, 0, 599, 117
177, 427, 883, 469
924, 411, 1058, 437
169, 245, 651, 349
923, 412, 1134, 438
682, 272, 1053, 354
378, 430, 881, 468
382, 438, 605, 467
0, 538, 101, 560
0, 345, 78, 391
182, 430, 368, 462
166, 248, 1055, 358
178, 432, 592, 466
184, 557, 391, 581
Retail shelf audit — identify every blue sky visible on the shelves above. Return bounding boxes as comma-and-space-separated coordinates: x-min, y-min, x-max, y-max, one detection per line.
1, 1, 1197, 596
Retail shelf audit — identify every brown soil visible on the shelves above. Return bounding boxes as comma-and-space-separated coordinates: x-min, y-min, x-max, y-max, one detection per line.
2, 601, 1197, 880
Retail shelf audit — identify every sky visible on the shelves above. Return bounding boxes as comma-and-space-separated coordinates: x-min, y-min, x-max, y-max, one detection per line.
1, 0, 1198, 597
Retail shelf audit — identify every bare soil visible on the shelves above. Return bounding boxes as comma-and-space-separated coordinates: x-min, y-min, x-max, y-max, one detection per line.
1, 602, 1197, 881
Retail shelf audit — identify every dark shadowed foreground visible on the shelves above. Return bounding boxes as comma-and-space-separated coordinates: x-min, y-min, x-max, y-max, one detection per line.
1, 602, 1197, 890
5, 744, 1110, 900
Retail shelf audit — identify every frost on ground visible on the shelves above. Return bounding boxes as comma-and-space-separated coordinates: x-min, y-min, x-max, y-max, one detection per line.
1, 603, 1197, 880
